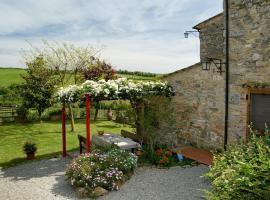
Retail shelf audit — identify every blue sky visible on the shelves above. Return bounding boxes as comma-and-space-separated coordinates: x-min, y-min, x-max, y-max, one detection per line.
0, 0, 223, 73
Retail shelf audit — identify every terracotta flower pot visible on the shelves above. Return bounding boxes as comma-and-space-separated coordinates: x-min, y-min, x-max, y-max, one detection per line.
98, 130, 105, 136
135, 149, 144, 157
26, 153, 35, 160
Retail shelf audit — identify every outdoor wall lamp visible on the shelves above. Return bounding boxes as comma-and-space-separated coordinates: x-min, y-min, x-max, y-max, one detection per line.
184, 30, 199, 38
201, 57, 225, 74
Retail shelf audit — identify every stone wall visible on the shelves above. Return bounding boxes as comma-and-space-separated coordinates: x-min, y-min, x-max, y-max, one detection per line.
195, 14, 225, 61
163, 64, 225, 150
161, 0, 270, 149
227, 0, 270, 143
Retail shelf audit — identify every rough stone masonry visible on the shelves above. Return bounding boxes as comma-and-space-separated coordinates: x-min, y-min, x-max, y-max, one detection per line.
162, 0, 270, 150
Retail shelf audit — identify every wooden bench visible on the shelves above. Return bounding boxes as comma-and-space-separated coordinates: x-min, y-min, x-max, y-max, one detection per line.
77, 135, 87, 154
180, 146, 213, 166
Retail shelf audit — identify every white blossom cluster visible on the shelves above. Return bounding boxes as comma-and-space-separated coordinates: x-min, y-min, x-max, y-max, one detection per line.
56, 85, 82, 103
56, 78, 174, 103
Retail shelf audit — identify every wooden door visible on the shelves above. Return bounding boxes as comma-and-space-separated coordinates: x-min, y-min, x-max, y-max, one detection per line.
250, 93, 270, 133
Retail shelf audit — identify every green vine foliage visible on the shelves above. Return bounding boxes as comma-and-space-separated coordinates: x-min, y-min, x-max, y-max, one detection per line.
142, 96, 178, 163
204, 128, 270, 200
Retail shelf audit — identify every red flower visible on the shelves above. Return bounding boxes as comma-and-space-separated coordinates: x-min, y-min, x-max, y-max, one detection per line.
166, 150, 172, 156
156, 148, 163, 157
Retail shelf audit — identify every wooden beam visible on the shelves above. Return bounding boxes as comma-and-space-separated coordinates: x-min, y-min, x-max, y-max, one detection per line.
85, 94, 91, 153
62, 103, 67, 157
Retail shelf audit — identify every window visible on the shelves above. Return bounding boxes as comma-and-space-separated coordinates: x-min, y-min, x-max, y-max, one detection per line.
250, 93, 270, 132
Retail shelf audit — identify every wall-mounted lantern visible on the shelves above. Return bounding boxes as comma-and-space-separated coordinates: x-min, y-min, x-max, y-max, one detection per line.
201, 57, 225, 74
184, 30, 199, 38
202, 60, 211, 71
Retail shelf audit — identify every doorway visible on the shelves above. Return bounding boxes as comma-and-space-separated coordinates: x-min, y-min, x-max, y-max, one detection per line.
248, 89, 270, 134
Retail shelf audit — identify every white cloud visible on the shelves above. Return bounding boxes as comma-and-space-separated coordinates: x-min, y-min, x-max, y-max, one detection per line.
0, 0, 223, 73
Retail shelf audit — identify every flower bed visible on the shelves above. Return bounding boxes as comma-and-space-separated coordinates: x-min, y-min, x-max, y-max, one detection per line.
155, 147, 175, 166
66, 148, 137, 198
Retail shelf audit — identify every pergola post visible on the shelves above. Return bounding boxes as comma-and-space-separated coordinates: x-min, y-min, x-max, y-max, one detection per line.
85, 94, 91, 153
61, 103, 67, 157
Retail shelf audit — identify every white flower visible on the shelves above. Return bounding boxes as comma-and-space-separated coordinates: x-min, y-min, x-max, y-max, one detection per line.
56, 78, 173, 103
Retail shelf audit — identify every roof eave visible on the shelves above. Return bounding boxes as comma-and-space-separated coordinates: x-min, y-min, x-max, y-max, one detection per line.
193, 12, 223, 30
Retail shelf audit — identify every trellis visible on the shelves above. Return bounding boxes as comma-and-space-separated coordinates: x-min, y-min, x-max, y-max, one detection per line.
56, 78, 174, 157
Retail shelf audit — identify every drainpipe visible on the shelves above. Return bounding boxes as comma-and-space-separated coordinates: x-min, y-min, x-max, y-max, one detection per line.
224, 0, 229, 150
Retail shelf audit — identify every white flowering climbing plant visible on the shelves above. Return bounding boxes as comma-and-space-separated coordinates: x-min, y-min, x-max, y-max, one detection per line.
56, 78, 174, 103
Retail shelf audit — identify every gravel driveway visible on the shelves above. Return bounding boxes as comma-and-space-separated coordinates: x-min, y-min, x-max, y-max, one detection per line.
0, 157, 210, 200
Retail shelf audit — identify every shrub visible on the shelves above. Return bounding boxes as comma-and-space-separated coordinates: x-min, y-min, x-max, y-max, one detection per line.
23, 141, 37, 154
0, 84, 23, 106
41, 106, 62, 120
26, 109, 39, 121
66, 148, 137, 193
16, 106, 28, 121
142, 96, 178, 164
204, 129, 270, 200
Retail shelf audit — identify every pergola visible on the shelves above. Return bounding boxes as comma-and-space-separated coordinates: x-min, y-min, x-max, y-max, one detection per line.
57, 78, 174, 157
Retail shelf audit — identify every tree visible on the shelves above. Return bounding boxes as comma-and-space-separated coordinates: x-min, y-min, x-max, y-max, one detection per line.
21, 56, 56, 121
82, 58, 116, 81
23, 41, 103, 85
82, 58, 117, 121
23, 41, 102, 131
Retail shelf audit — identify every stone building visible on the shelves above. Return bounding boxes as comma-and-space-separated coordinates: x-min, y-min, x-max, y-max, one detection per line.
163, 0, 270, 150
227, 0, 270, 144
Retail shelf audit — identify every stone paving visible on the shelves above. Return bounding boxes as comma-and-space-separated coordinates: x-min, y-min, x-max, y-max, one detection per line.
0, 157, 210, 200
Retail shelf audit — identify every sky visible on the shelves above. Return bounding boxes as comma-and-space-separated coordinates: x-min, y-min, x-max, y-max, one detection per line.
0, 0, 223, 73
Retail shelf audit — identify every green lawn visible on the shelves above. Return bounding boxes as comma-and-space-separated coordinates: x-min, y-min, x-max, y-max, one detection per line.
0, 68, 26, 87
118, 73, 159, 81
0, 67, 161, 88
0, 120, 133, 168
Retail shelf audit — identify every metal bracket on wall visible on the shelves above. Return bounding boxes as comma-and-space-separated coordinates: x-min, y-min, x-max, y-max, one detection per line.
202, 57, 225, 74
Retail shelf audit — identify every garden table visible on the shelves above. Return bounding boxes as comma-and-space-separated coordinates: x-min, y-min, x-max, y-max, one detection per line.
92, 133, 140, 152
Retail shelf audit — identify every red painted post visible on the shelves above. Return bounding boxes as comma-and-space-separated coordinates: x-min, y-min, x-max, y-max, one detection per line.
62, 103, 67, 157
85, 94, 91, 153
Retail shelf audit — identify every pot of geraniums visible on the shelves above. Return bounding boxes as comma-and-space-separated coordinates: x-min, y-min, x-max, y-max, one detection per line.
23, 141, 37, 160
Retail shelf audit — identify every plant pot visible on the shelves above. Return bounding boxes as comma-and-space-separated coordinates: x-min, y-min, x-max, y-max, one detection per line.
98, 130, 104, 136
135, 149, 144, 157
26, 153, 35, 160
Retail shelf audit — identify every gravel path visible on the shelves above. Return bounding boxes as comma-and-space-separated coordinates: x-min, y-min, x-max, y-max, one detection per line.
0, 157, 210, 200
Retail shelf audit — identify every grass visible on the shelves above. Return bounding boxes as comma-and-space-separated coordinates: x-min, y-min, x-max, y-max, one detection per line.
0, 120, 133, 168
0, 68, 26, 87
117, 74, 158, 81
0, 67, 161, 88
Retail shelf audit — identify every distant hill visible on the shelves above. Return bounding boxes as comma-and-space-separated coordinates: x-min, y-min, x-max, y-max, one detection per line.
0, 67, 160, 88
0, 68, 26, 87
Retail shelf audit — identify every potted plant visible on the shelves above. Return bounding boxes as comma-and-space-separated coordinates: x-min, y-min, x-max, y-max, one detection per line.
98, 130, 105, 136
23, 141, 37, 160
